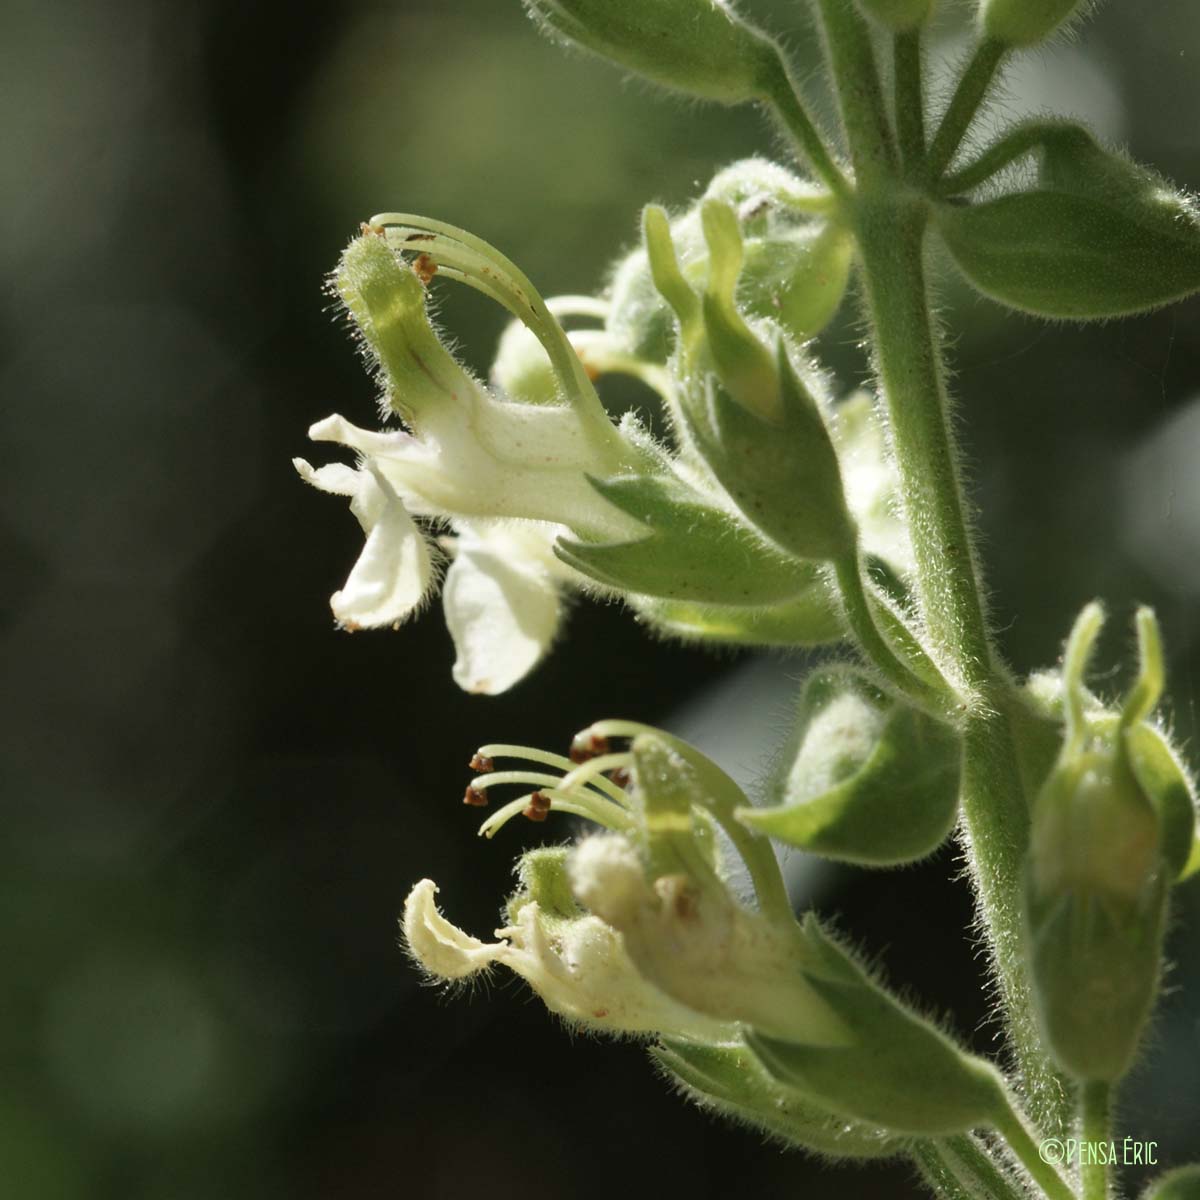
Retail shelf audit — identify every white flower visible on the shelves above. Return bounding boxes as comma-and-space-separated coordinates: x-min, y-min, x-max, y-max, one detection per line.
403, 877, 732, 1040
291, 457, 433, 629
294, 222, 656, 691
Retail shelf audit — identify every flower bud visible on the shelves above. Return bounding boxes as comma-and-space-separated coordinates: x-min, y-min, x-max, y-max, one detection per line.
737, 666, 960, 865
858, 0, 931, 32
1024, 604, 1177, 1081
522, 0, 780, 104
980, 0, 1087, 47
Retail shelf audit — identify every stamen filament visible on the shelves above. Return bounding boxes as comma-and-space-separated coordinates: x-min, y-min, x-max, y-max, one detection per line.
478, 788, 637, 840
476, 744, 629, 805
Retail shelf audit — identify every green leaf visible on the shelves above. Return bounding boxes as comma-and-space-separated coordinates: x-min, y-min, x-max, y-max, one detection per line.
653, 1038, 903, 1159
522, 0, 779, 105
935, 140, 1200, 319
555, 473, 812, 605
631, 586, 845, 647
738, 667, 960, 865
746, 919, 1005, 1135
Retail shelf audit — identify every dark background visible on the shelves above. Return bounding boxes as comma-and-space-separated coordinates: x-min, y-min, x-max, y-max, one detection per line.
2, 1, 1199, 1196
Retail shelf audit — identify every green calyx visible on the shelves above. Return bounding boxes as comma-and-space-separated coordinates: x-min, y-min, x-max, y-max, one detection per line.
522, 0, 780, 104
936, 124, 1200, 319
1024, 603, 1189, 1082
980, 0, 1088, 47
738, 667, 961, 866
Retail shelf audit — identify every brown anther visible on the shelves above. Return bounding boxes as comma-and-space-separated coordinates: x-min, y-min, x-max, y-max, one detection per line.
404, 232, 435, 243
523, 791, 552, 822
569, 733, 611, 764
463, 785, 488, 807
468, 753, 495, 774
359, 221, 385, 238
608, 766, 631, 789
413, 252, 438, 286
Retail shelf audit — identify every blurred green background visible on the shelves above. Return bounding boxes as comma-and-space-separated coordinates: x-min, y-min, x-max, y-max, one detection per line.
2, 1, 1199, 1196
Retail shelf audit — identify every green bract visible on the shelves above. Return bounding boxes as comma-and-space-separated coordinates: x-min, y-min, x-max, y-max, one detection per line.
554, 472, 813, 605
980, 0, 1087, 47
654, 1038, 902, 1158
747, 920, 1006, 1136
631, 588, 844, 648
935, 129, 1200, 319
738, 667, 960, 865
522, 0, 779, 104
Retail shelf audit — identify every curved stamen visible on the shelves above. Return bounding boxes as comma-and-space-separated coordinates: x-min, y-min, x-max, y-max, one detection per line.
478, 788, 636, 840
476, 744, 629, 805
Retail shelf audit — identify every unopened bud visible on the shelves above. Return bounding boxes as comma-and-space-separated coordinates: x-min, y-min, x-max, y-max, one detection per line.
980, 0, 1088, 47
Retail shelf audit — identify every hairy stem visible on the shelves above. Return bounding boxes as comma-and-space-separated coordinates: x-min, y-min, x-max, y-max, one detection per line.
834, 552, 950, 713
814, 0, 898, 186
853, 197, 1069, 1134
894, 29, 926, 175
994, 1096, 1076, 1200
760, 54, 850, 198
926, 38, 1007, 182
939, 120, 1072, 196
1081, 1081, 1113, 1200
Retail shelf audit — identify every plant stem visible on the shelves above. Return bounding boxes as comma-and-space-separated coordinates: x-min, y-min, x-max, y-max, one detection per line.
939, 120, 1067, 196
760, 55, 850, 199
853, 198, 1070, 1134
834, 553, 951, 713
894, 29, 926, 175
994, 1096, 1077, 1200
926, 38, 1007, 182
922, 1135, 1030, 1200
1081, 1081, 1113, 1200
814, 0, 897, 186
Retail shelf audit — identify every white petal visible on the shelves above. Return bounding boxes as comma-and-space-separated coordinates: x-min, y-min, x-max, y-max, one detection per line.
443, 536, 560, 694
293, 457, 360, 497
330, 466, 432, 630
402, 880, 503, 980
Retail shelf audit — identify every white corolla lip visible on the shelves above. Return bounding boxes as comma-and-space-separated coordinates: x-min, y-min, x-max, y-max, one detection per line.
443, 525, 563, 695
294, 458, 433, 630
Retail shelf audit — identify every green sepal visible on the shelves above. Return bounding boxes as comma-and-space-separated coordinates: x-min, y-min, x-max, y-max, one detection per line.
631, 584, 845, 648
981, 0, 1086, 47
746, 919, 1005, 1135
653, 1037, 903, 1159
522, 0, 780, 105
554, 473, 811, 605
857, 0, 930, 32
507, 846, 581, 924
1141, 1166, 1200, 1200
1025, 870, 1168, 1083
683, 345, 856, 562
738, 668, 960, 865
1123, 723, 1198, 881
935, 132, 1200, 319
